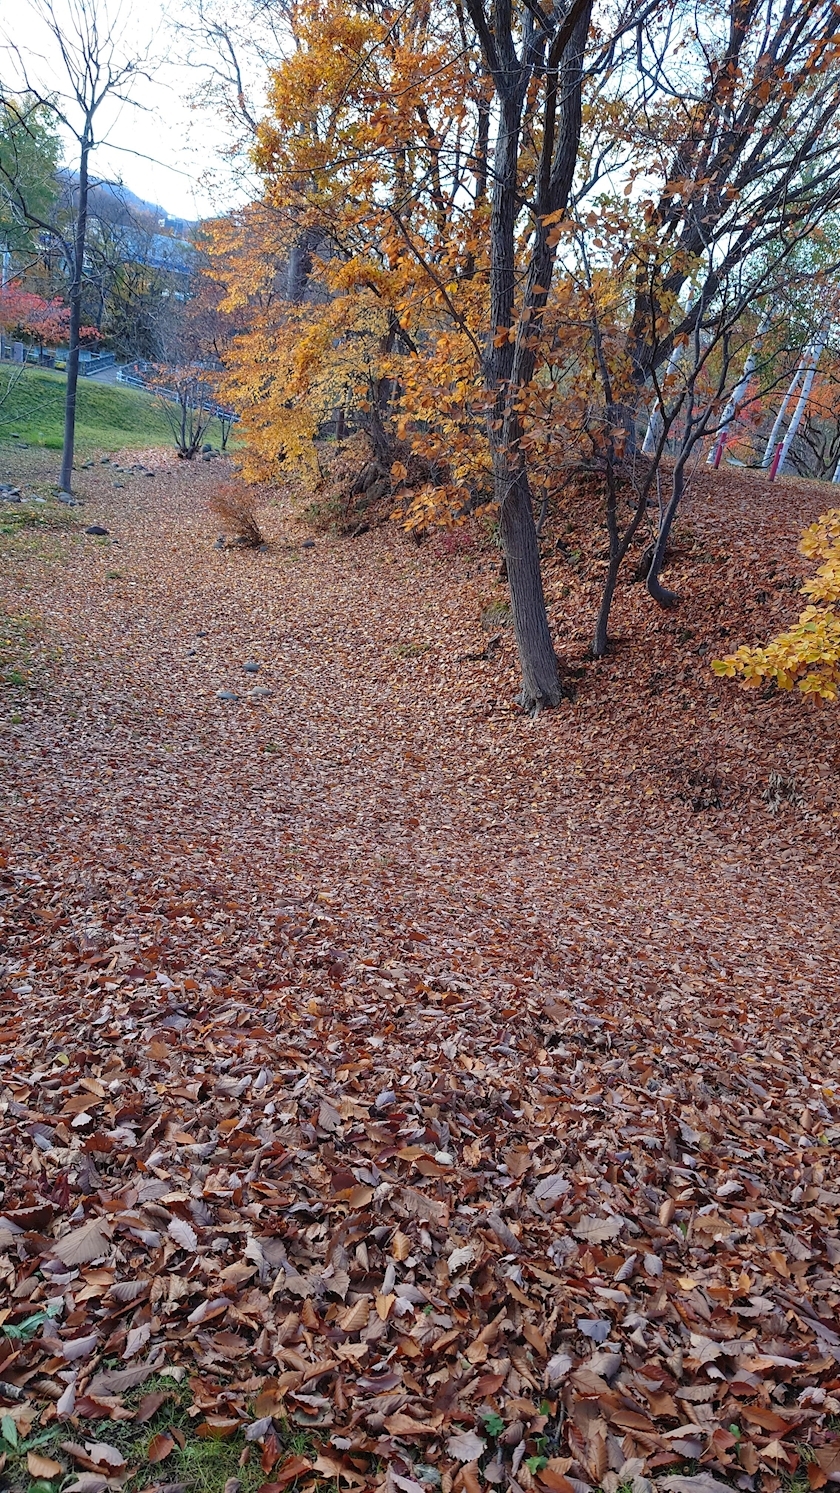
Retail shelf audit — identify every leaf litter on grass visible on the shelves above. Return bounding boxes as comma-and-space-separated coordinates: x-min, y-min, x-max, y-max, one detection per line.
0, 452, 840, 1493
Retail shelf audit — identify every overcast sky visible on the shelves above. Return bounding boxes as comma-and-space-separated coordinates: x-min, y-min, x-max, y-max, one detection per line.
3, 0, 262, 222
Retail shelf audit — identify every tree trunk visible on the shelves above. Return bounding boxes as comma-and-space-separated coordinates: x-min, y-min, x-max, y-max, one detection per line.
645, 460, 685, 607
499, 464, 562, 710
772, 333, 826, 478
60, 128, 90, 494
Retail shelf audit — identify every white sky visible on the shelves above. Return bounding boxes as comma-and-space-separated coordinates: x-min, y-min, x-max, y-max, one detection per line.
3, 0, 260, 222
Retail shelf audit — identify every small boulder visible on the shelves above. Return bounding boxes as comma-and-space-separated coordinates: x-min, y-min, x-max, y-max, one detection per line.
85, 524, 110, 536
301, 538, 316, 549
216, 689, 239, 701
243, 661, 260, 674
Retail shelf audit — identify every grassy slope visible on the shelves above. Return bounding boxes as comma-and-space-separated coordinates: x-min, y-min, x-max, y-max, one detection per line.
0, 368, 202, 453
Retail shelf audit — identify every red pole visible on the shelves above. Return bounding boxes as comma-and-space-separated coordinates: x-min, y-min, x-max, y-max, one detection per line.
712, 435, 725, 469
768, 441, 784, 482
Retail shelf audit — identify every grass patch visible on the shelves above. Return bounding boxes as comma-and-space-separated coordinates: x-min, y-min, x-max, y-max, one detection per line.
0, 369, 233, 455
0, 500, 79, 571
0, 609, 39, 691
0, 1374, 324, 1493
0, 503, 77, 541
393, 640, 430, 658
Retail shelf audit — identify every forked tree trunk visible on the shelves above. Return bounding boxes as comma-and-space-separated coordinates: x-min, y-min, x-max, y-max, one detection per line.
467, 0, 590, 712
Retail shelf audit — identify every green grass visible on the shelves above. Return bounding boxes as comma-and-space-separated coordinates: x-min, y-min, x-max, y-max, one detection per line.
0, 368, 175, 452
0, 1374, 324, 1493
0, 608, 41, 691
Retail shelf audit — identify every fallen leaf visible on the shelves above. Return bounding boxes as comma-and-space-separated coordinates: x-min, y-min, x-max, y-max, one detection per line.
53, 1218, 113, 1267
27, 1452, 63, 1478
167, 1218, 198, 1251
446, 1431, 486, 1462
147, 1434, 175, 1464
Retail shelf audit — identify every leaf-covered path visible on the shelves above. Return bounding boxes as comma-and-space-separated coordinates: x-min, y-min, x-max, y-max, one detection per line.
2, 455, 840, 1493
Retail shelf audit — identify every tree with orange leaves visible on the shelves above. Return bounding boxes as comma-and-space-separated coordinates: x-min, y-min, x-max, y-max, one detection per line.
205, 0, 840, 711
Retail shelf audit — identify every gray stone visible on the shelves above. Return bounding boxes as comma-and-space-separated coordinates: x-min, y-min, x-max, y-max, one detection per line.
216, 689, 239, 701
202, 443, 214, 453
301, 538, 315, 549
248, 687, 272, 700
85, 524, 110, 536
100, 456, 110, 464
202, 451, 213, 461
57, 492, 77, 505
114, 481, 125, 489
243, 661, 260, 673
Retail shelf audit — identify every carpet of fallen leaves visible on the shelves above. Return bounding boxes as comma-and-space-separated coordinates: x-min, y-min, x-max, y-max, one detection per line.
1, 450, 840, 1493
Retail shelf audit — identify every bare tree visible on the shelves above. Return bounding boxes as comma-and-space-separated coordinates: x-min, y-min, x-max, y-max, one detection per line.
0, 0, 156, 492
155, 367, 214, 458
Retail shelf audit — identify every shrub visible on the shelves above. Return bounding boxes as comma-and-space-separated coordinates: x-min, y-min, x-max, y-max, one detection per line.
713, 508, 840, 701
209, 484, 264, 548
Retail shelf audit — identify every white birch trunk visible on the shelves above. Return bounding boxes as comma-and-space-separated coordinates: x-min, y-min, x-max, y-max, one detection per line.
774, 336, 827, 477
707, 314, 771, 465
761, 363, 805, 467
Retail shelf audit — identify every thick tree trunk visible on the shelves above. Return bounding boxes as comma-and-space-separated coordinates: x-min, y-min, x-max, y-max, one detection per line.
60, 130, 90, 494
498, 464, 562, 710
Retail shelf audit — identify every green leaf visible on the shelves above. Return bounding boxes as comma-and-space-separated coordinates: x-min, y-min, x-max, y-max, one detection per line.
1, 1413, 19, 1448
483, 1413, 505, 1438
526, 1456, 548, 1474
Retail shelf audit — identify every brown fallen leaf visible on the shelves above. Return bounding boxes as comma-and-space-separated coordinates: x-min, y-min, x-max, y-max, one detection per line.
147, 1434, 176, 1464
384, 1413, 440, 1438
312, 1454, 366, 1487
196, 1417, 241, 1439
27, 1452, 63, 1479
133, 1393, 170, 1425
339, 1297, 371, 1334
87, 1357, 162, 1397
53, 1217, 113, 1267
258, 1454, 313, 1489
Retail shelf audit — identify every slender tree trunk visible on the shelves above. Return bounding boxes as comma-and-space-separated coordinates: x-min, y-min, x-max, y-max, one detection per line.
646, 459, 686, 606
707, 312, 770, 466
60, 128, 91, 494
771, 335, 825, 479
761, 361, 804, 467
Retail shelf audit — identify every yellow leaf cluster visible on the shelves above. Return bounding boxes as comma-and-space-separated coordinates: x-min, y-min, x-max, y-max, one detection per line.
713, 509, 840, 701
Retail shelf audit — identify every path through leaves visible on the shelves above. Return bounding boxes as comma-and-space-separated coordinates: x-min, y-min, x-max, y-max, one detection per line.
1, 455, 840, 1493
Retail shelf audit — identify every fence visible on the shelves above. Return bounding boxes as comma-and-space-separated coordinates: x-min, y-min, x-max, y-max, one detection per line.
0, 340, 116, 375
118, 362, 239, 428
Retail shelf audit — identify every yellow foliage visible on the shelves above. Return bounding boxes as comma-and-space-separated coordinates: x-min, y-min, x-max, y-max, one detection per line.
713, 508, 840, 701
